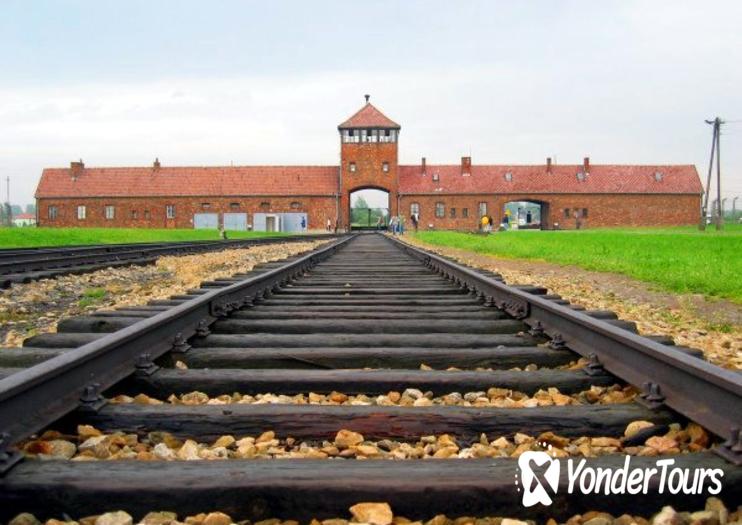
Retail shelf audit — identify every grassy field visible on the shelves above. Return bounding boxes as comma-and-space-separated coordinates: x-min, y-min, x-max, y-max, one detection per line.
0, 227, 291, 248
413, 225, 742, 303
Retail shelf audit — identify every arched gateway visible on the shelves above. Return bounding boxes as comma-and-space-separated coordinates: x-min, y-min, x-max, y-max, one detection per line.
338, 96, 400, 230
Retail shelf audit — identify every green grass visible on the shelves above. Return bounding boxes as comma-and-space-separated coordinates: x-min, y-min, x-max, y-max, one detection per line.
78, 287, 108, 308
0, 228, 291, 248
413, 225, 742, 303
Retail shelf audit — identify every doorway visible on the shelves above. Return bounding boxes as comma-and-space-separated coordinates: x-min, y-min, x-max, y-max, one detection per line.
349, 188, 390, 230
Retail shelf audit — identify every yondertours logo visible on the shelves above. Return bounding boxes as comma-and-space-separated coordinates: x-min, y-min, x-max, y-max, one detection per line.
515, 445, 724, 507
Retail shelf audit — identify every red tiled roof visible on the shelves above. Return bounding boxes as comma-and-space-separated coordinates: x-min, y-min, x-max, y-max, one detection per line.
35, 166, 339, 198
338, 103, 400, 129
14, 213, 35, 220
398, 164, 702, 195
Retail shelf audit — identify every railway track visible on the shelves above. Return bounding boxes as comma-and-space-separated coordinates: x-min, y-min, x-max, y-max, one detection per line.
0, 233, 739, 522
0, 234, 337, 288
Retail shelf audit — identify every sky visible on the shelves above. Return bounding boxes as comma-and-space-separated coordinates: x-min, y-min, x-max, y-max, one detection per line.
1, 0, 741, 210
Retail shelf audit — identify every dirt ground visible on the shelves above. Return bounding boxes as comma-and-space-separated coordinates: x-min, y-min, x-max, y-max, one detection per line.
402, 236, 742, 370
0, 240, 326, 348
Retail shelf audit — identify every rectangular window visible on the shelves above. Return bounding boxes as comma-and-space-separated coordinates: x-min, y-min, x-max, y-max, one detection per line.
349, 162, 356, 173
435, 202, 445, 218
201, 203, 211, 209
450, 208, 456, 218
104, 205, 115, 220
77, 205, 86, 220
230, 202, 240, 210
410, 203, 420, 217
166, 205, 176, 219
382, 161, 389, 173
478, 202, 487, 217
144, 209, 151, 220
462, 208, 469, 218
582, 208, 588, 218
564, 208, 571, 219
48, 206, 58, 220
130, 210, 138, 219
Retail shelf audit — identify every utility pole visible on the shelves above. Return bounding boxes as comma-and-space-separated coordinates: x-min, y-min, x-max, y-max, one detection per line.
701, 117, 724, 230
4, 176, 10, 227
721, 198, 728, 224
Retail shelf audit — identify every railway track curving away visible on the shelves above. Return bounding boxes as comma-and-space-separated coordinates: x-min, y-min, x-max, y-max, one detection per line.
0, 234, 338, 288
0, 233, 739, 522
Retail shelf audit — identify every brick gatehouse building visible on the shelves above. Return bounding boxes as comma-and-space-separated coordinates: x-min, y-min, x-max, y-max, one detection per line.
35, 98, 702, 231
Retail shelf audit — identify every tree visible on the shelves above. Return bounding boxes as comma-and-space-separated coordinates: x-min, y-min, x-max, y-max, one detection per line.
10, 204, 22, 215
25, 203, 36, 214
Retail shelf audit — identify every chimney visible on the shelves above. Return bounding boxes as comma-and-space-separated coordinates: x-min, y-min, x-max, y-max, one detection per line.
153, 158, 161, 169
583, 157, 590, 173
421, 157, 427, 175
461, 156, 471, 176
70, 159, 84, 180
546, 157, 552, 174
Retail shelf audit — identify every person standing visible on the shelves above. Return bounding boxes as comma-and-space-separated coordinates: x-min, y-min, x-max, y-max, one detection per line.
326, 218, 332, 232
411, 212, 419, 233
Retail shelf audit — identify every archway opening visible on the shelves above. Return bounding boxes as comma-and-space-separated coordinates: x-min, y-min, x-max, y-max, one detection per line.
350, 188, 390, 230
503, 200, 550, 230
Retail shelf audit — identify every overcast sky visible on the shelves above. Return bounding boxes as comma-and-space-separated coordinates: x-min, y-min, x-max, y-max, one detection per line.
1, 0, 741, 208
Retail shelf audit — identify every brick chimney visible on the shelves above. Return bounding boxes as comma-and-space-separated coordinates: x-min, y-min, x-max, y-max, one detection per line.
461, 156, 471, 176
421, 157, 426, 175
70, 159, 84, 180
153, 158, 161, 170
583, 157, 590, 173
546, 157, 552, 174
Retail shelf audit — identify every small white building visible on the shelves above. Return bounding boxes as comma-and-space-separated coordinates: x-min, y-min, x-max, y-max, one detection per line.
12, 213, 36, 227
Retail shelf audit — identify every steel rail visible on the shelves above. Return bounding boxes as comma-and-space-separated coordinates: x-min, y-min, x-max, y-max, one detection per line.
0, 235, 354, 452
388, 235, 742, 463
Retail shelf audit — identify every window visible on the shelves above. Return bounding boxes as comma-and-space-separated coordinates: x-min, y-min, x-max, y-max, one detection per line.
576, 172, 586, 181
564, 208, 571, 219
504, 172, 513, 182
450, 208, 456, 218
582, 208, 588, 218
654, 171, 663, 182
229, 202, 240, 210
260, 201, 270, 209
462, 208, 469, 218
201, 203, 211, 209
382, 161, 389, 173
144, 210, 151, 220
290, 201, 301, 209
349, 162, 357, 173
432, 174, 439, 182
130, 210, 138, 219
104, 205, 115, 220
48, 206, 58, 220
364, 129, 377, 142
435, 202, 445, 218
478, 202, 487, 217
410, 203, 420, 217
77, 205, 86, 220
166, 205, 175, 219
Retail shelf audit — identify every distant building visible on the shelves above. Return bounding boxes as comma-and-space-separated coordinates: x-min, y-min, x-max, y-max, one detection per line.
35, 98, 702, 231
12, 213, 36, 227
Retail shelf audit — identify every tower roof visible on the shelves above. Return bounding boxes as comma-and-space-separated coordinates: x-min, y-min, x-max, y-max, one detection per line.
338, 102, 400, 130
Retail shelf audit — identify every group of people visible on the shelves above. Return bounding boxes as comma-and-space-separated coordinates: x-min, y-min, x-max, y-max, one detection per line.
480, 212, 516, 233
377, 212, 419, 235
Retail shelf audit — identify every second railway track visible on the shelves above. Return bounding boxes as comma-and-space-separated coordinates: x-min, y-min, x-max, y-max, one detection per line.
0, 234, 337, 288
0, 233, 739, 522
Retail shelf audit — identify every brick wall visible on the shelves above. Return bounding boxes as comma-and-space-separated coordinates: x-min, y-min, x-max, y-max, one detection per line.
399, 193, 701, 230
37, 196, 339, 230
340, 141, 398, 228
